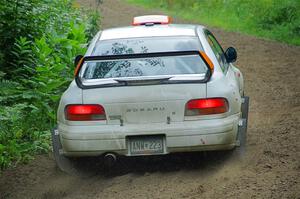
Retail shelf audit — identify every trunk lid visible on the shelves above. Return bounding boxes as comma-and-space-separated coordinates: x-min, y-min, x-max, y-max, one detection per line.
82, 84, 206, 124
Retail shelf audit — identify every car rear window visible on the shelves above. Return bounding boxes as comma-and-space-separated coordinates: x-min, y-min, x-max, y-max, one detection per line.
92, 36, 203, 55
82, 54, 208, 79
81, 37, 206, 80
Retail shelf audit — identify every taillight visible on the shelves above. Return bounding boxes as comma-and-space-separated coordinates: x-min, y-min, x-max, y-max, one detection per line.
65, 104, 106, 121
185, 98, 229, 116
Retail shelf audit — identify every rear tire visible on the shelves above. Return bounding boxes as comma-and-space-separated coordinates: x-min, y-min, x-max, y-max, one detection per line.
51, 128, 96, 177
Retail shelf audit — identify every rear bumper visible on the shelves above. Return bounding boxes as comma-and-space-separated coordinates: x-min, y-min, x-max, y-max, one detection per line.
58, 113, 240, 157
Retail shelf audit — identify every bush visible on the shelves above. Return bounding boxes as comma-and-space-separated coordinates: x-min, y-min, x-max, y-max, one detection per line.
0, 0, 100, 171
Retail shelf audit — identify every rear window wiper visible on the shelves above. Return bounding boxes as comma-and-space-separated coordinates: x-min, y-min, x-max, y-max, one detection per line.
113, 76, 172, 86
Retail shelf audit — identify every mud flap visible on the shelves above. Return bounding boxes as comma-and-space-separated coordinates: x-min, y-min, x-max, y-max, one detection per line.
236, 96, 249, 155
241, 96, 250, 120
51, 127, 75, 173
51, 128, 83, 176
51, 128, 100, 177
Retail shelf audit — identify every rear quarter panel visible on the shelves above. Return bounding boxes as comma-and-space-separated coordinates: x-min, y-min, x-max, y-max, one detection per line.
57, 81, 82, 124
207, 66, 242, 116
197, 26, 242, 116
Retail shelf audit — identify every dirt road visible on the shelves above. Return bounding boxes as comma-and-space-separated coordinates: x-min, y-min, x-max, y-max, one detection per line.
1, 0, 299, 198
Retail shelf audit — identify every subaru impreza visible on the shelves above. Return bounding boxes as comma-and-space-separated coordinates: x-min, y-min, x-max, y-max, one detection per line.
51, 15, 249, 174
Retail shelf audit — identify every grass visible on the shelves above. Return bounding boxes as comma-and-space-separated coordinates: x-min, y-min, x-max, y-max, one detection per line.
127, 0, 300, 46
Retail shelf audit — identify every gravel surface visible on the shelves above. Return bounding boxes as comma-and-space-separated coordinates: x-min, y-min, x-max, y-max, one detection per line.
0, 0, 299, 198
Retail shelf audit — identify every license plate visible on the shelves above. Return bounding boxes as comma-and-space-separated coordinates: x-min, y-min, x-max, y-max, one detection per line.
128, 135, 164, 155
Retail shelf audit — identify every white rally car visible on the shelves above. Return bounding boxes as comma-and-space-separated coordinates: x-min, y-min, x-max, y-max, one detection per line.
52, 15, 249, 174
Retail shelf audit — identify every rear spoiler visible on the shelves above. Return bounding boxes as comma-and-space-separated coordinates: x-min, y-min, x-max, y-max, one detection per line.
75, 51, 214, 89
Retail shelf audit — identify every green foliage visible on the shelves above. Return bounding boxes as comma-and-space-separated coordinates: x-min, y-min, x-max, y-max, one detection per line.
0, 103, 51, 170
86, 10, 102, 40
128, 0, 300, 45
10, 37, 35, 78
0, 0, 100, 171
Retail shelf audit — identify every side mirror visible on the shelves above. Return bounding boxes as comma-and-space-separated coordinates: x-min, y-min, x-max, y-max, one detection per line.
225, 47, 237, 63
74, 55, 83, 67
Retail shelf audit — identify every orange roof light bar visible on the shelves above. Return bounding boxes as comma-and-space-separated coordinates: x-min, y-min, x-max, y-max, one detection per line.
132, 15, 172, 26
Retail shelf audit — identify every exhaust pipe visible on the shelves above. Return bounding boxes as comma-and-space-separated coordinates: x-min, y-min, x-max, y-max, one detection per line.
104, 153, 117, 167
